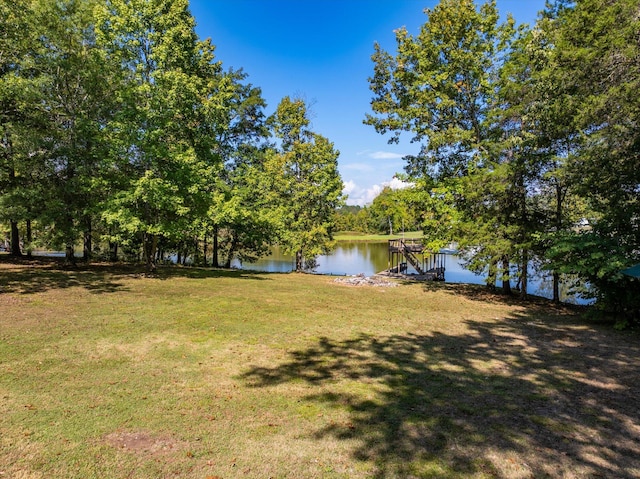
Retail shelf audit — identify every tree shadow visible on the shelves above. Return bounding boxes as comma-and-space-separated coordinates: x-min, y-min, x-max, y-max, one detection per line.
241, 311, 640, 477
154, 265, 273, 281
0, 257, 273, 295
0, 258, 130, 294
421, 280, 591, 313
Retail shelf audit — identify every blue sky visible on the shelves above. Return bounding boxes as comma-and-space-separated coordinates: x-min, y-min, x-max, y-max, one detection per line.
189, 0, 547, 206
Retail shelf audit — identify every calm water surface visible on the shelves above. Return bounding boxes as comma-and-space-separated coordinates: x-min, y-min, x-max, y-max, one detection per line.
233, 241, 588, 304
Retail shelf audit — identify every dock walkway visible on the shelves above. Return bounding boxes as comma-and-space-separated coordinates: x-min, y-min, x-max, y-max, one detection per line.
386, 238, 445, 281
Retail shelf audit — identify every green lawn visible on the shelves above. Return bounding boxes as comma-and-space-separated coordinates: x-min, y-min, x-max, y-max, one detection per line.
1, 258, 639, 478
335, 231, 423, 241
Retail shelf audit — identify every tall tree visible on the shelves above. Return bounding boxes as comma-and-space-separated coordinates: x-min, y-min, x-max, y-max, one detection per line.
365, 0, 520, 290
205, 74, 274, 268
541, 0, 640, 319
95, 0, 227, 271
268, 96, 344, 272
0, 0, 44, 256
31, 0, 115, 264
508, 5, 589, 303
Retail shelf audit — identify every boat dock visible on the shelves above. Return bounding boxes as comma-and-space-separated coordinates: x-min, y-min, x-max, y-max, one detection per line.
383, 238, 445, 281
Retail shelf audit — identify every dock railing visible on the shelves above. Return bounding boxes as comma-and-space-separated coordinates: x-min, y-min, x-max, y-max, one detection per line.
387, 238, 446, 280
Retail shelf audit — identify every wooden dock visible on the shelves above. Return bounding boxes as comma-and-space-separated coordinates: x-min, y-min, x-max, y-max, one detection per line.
385, 238, 445, 281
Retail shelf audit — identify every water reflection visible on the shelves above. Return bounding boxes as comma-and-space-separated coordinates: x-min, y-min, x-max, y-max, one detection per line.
233, 242, 591, 304
232, 242, 390, 276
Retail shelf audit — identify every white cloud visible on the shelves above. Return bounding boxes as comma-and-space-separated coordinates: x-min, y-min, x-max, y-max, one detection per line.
369, 151, 405, 160
342, 180, 374, 207
362, 184, 383, 204
356, 149, 406, 160
343, 177, 414, 207
342, 180, 357, 196
386, 177, 414, 190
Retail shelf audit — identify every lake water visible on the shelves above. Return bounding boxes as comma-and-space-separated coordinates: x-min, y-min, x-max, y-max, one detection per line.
232, 241, 589, 304
31, 241, 587, 303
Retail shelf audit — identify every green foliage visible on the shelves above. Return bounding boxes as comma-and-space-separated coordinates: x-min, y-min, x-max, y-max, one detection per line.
267, 97, 344, 271
94, 0, 234, 269
334, 205, 372, 234
368, 186, 420, 235
206, 78, 273, 267
3, 0, 640, 323
546, 230, 640, 327
0, 1, 210, 264
366, 0, 640, 316
365, 0, 515, 177
534, 0, 640, 316
1, 0, 343, 272
36, 0, 116, 259
209, 147, 280, 267
0, 0, 47, 255
366, 0, 531, 290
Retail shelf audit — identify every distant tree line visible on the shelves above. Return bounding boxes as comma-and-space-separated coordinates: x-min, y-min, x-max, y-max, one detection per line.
366, 0, 640, 325
335, 186, 423, 235
0, 0, 343, 272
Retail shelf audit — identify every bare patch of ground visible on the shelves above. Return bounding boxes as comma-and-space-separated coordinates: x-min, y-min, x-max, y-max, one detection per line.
333, 273, 398, 287
103, 430, 187, 456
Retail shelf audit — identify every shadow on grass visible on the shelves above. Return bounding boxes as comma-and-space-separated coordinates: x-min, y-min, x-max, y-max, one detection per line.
0, 256, 272, 295
241, 310, 640, 478
154, 265, 273, 281
0, 258, 130, 295
420, 280, 591, 314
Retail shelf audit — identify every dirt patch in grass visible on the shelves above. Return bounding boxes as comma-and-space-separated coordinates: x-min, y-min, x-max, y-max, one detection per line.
333, 274, 398, 287
103, 430, 187, 456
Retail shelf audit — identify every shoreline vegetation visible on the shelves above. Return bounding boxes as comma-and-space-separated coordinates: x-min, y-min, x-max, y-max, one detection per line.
2, 230, 425, 260
1, 258, 639, 478
334, 231, 424, 242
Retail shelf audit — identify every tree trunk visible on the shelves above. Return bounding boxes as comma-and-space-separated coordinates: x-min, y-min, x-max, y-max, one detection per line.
487, 259, 497, 291
10, 220, 21, 256
109, 242, 118, 262
295, 249, 303, 272
5, 133, 21, 257
203, 234, 208, 267
83, 216, 92, 262
553, 182, 564, 303
193, 237, 199, 265
143, 233, 158, 272
520, 249, 528, 300
223, 232, 238, 269
65, 243, 76, 266
501, 256, 511, 295
26, 219, 32, 258
212, 225, 219, 268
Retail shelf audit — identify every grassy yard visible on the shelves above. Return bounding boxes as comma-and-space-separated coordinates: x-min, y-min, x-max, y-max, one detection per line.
1, 258, 639, 478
